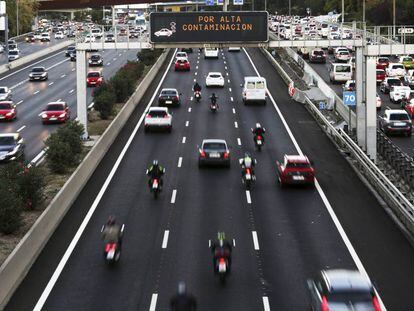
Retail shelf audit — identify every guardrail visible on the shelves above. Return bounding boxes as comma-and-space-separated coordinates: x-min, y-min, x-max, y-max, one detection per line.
261, 47, 414, 238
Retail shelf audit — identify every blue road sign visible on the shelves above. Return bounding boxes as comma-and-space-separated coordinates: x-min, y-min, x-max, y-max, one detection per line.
217, 0, 223, 5
234, 0, 244, 5
205, 0, 215, 5
343, 91, 356, 106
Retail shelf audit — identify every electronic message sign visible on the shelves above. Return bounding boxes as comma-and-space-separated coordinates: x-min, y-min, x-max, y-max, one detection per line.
150, 11, 268, 44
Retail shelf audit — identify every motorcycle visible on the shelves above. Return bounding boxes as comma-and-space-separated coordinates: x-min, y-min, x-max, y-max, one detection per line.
216, 257, 229, 283
242, 167, 254, 190
151, 178, 161, 199
210, 102, 218, 112
194, 91, 201, 103
101, 224, 124, 265
255, 135, 264, 151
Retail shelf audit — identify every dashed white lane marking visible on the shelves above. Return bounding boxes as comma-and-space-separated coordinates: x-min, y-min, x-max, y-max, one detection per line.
233, 239, 236, 247
49, 82, 54, 86
225, 66, 228, 70
232, 108, 236, 114
229, 87, 232, 92
162, 230, 170, 248
34, 90, 39, 95
178, 157, 183, 167
246, 190, 252, 204
223, 56, 226, 60
119, 53, 122, 56
10, 80, 26, 90
69, 89, 74, 94
113, 57, 116, 61
185, 121, 189, 127
193, 78, 196, 82
195, 72, 197, 76
17, 125, 26, 132
171, 189, 177, 204
190, 96, 193, 101
234, 121, 238, 128
107, 62, 111, 66
182, 136, 186, 144
196, 65, 199, 69
252, 231, 260, 250
263, 297, 271, 311
224, 61, 226, 64
56, 99, 62, 102
197, 60, 199, 64
149, 293, 158, 311
226, 72, 229, 76
230, 97, 234, 102
188, 107, 192, 112
16, 100, 23, 106
237, 138, 241, 145
228, 79, 230, 83
71, 68, 75, 71
60, 74, 66, 78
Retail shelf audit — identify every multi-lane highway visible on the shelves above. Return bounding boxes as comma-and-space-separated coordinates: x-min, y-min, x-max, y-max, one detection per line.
0, 47, 139, 161
5, 48, 414, 310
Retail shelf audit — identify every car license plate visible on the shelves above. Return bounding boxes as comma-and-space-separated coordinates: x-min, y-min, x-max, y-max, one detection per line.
394, 122, 405, 126
292, 175, 304, 181
166, 100, 172, 104
209, 153, 220, 158
49, 117, 57, 121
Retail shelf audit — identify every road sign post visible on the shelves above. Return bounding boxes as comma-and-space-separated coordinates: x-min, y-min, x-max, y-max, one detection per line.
343, 91, 356, 134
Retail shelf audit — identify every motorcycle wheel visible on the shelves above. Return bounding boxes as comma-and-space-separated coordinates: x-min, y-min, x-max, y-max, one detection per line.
219, 273, 226, 284
257, 144, 262, 151
153, 189, 158, 199
245, 179, 251, 190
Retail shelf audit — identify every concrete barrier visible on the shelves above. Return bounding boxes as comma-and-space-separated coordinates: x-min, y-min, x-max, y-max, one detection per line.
0, 49, 170, 309
0, 40, 74, 75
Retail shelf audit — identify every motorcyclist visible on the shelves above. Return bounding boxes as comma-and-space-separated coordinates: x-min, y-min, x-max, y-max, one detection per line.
252, 123, 266, 143
211, 232, 232, 272
102, 215, 123, 247
210, 93, 218, 109
239, 152, 257, 180
146, 160, 165, 189
170, 282, 197, 311
193, 81, 202, 93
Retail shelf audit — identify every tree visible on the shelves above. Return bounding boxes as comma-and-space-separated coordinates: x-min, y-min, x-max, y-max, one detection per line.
6, 0, 39, 37
0, 185, 23, 234
94, 83, 116, 119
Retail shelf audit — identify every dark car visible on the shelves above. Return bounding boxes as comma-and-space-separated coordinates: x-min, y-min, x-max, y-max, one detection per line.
158, 88, 181, 107
379, 109, 412, 136
25, 34, 35, 43
308, 269, 381, 311
29, 67, 48, 81
376, 56, 390, 70
198, 139, 230, 168
309, 48, 326, 63
380, 77, 403, 94
0, 133, 24, 163
181, 47, 193, 53
88, 54, 103, 66
65, 45, 76, 57
70, 52, 76, 62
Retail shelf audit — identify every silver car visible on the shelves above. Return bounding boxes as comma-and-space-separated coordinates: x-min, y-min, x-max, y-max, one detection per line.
198, 139, 230, 168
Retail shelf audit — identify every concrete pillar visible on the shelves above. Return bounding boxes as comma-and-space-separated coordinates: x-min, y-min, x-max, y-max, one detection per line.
70, 11, 75, 21
355, 47, 366, 147
76, 49, 88, 139
365, 56, 377, 162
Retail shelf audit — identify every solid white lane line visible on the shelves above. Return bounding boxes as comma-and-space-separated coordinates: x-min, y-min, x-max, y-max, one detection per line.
171, 189, 177, 204
48, 82, 54, 86
252, 231, 260, 250
188, 107, 192, 112
185, 121, 189, 127
232, 108, 236, 114
237, 138, 241, 145
182, 136, 186, 144
10, 80, 27, 90
162, 230, 170, 249
34, 90, 39, 95
149, 294, 158, 311
32, 49, 178, 311
17, 125, 26, 132
243, 47, 386, 310
178, 157, 183, 167
246, 190, 252, 204
69, 89, 74, 94
230, 97, 234, 102
263, 297, 271, 311
234, 121, 238, 128
16, 100, 23, 106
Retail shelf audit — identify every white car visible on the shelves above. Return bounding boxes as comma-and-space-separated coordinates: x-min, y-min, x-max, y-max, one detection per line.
335, 50, 351, 63
386, 63, 406, 77
84, 34, 96, 43
175, 51, 188, 59
144, 107, 172, 132
40, 33, 51, 42
54, 32, 65, 39
0, 87, 12, 101
206, 72, 224, 87
228, 47, 241, 52
8, 50, 20, 61
204, 48, 219, 59
154, 28, 172, 37
389, 85, 412, 104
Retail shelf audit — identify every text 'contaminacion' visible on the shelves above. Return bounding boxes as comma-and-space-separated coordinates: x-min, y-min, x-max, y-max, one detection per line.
182, 15, 253, 32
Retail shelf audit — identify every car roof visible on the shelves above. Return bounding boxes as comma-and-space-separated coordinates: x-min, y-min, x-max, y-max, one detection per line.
284, 155, 310, 163
161, 88, 178, 92
202, 139, 227, 144
322, 270, 372, 292
208, 72, 222, 75
88, 71, 101, 74
244, 76, 266, 82
0, 133, 19, 139
47, 102, 65, 106
176, 57, 188, 61
148, 107, 168, 112
32, 66, 46, 70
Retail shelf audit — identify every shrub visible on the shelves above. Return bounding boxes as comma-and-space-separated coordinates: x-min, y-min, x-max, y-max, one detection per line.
109, 70, 133, 103
137, 49, 163, 66
17, 166, 46, 210
0, 183, 23, 234
94, 88, 116, 119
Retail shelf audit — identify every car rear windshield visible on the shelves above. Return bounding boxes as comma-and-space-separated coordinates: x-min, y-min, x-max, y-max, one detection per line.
328, 291, 373, 305
0, 137, 15, 145
46, 104, 64, 111
403, 57, 413, 62
0, 88, 7, 93
32, 68, 44, 72
336, 65, 351, 73
313, 50, 324, 56
392, 64, 404, 69
149, 110, 167, 117
339, 51, 349, 55
203, 143, 226, 150
91, 55, 101, 60
209, 74, 221, 78
87, 72, 100, 77
390, 113, 409, 121
161, 90, 177, 96
177, 59, 187, 64
9, 51, 18, 55
376, 70, 384, 74
286, 162, 311, 168
0, 103, 12, 109
388, 79, 401, 85
378, 58, 388, 62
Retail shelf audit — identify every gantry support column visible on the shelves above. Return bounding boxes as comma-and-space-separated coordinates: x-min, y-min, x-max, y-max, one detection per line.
76, 49, 88, 139
365, 56, 377, 162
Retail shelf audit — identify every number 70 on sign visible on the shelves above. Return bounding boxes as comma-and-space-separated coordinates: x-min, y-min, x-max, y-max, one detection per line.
343, 91, 356, 106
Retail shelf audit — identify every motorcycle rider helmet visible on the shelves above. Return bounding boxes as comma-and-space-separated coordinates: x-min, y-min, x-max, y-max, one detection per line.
212, 93, 216, 97
107, 215, 116, 226
256, 123, 262, 129
152, 159, 158, 167
178, 282, 187, 295
244, 152, 251, 158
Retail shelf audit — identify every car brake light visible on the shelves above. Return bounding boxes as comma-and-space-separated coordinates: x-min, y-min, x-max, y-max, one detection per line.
199, 150, 206, 158
321, 296, 329, 311
372, 295, 381, 311
164, 114, 170, 118
146, 114, 151, 118
223, 152, 229, 159
98, 78, 102, 82
173, 96, 178, 100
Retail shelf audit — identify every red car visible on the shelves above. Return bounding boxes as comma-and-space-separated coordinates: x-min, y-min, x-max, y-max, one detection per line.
41, 102, 70, 124
376, 69, 386, 83
376, 57, 390, 70
0, 101, 17, 121
405, 100, 414, 118
276, 155, 315, 186
174, 58, 190, 71
86, 71, 104, 87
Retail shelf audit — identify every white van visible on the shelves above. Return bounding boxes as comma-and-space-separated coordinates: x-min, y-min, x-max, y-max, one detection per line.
91, 28, 103, 39
204, 48, 219, 59
329, 63, 353, 83
242, 77, 267, 105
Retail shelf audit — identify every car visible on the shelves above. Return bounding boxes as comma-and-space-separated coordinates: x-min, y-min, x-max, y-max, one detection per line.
376, 94, 382, 110
0, 133, 25, 163
204, 48, 219, 59
40, 33, 51, 42
276, 155, 315, 186
399, 55, 414, 70
70, 52, 76, 62
342, 80, 355, 92
8, 50, 20, 61
25, 34, 35, 42
228, 47, 241, 52
129, 30, 138, 38
376, 69, 386, 83
0, 101, 17, 121
174, 57, 190, 71
376, 56, 390, 70
34, 32, 42, 40
386, 63, 406, 77
181, 48, 193, 53
8, 43, 17, 51
91, 28, 103, 39
144, 107, 172, 133
307, 269, 381, 311
7, 39, 16, 45
158, 88, 181, 107
175, 51, 188, 59
84, 34, 96, 43
309, 48, 326, 63
65, 45, 76, 57
405, 99, 414, 118
29, 67, 48, 81
88, 54, 103, 66
41, 102, 70, 124
198, 139, 230, 168
335, 49, 351, 63
54, 31, 65, 39
380, 77, 403, 94
206, 72, 224, 87
298, 47, 310, 59
86, 71, 104, 87
389, 85, 411, 104
0, 87, 12, 101
379, 109, 412, 136
154, 28, 173, 37
0, 45, 3, 53
105, 33, 115, 42
67, 30, 76, 38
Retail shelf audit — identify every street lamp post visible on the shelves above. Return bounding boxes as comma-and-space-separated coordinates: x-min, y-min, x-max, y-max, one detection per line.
341, 0, 344, 23
16, 0, 19, 37
289, 0, 291, 16
393, 0, 396, 38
